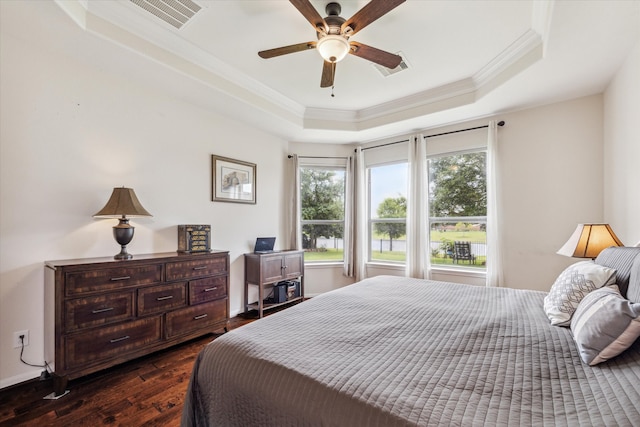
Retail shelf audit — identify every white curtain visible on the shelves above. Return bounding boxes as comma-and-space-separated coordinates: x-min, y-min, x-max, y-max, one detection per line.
406, 134, 430, 279
354, 147, 367, 281
486, 121, 504, 287
343, 155, 355, 277
289, 154, 302, 251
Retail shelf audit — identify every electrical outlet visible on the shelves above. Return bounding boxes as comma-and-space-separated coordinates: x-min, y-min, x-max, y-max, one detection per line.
13, 330, 29, 348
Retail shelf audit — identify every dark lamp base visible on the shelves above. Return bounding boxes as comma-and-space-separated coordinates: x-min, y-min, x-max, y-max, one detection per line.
113, 218, 135, 260
114, 246, 133, 260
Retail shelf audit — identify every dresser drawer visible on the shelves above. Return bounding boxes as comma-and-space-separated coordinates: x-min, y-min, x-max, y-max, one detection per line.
189, 276, 227, 305
166, 256, 227, 281
137, 283, 186, 316
166, 299, 227, 338
65, 292, 135, 332
65, 317, 162, 369
65, 264, 163, 296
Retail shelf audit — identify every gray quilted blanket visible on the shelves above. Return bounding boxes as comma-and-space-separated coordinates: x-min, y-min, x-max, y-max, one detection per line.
182, 276, 640, 426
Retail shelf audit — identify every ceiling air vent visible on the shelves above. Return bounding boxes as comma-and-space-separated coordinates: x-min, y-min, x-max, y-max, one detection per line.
129, 0, 202, 29
372, 51, 409, 77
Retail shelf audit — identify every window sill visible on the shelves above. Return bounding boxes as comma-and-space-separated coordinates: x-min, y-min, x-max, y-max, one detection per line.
364, 262, 486, 278
430, 266, 486, 278
304, 262, 344, 269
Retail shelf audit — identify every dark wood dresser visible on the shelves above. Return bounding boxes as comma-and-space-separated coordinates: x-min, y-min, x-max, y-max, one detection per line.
45, 251, 229, 380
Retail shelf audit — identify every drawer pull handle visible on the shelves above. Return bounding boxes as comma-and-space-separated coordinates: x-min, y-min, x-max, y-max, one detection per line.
204, 287, 218, 292
156, 295, 174, 301
110, 276, 131, 281
194, 314, 208, 320
193, 266, 208, 270
109, 335, 130, 343
92, 307, 114, 314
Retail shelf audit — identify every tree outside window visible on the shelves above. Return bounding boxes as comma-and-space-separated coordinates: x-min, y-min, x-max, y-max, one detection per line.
300, 167, 345, 262
369, 163, 408, 263
428, 151, 487, 269
374, 196, 406, 252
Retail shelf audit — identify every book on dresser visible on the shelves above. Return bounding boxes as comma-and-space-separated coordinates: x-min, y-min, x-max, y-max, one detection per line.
44, 251, 229, 380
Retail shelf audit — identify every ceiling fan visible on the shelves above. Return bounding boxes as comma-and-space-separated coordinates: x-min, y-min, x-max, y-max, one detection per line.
258, 0, 405, 90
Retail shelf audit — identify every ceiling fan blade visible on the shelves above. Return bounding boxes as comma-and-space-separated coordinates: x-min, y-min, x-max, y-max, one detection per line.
320, 61, 336, 88
349, 42, 402, 69
342, 0, 405, 36
289, 0, 328, 33
258, 41, 316, 59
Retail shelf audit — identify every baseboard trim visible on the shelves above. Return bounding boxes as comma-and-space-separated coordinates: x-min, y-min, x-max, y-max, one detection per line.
0, 369, 41, 390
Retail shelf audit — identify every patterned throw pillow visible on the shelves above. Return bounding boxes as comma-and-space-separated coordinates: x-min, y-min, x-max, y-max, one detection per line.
544, 261, 616, 326
571, 285, 640, 365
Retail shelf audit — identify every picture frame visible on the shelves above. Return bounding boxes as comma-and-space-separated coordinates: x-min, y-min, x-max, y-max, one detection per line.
211, 155, 256, 204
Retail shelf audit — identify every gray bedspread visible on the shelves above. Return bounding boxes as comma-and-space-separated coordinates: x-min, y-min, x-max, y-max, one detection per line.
182, 276, 640, 426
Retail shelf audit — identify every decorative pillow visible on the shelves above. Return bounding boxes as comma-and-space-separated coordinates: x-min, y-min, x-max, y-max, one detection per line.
626, 256, 640, 304
594, 246, 640, 298
570, 285, 640, 365
544, 260, 616, 326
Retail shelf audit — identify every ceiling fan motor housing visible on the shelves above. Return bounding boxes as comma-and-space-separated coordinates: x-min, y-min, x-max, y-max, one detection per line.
324, 2, 346, 35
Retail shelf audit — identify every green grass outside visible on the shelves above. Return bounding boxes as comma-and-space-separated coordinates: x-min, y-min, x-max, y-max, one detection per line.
370, 230, 486, 241
371, 251, 406, 262
304, 248, 486, 268
304, 248, 343, 262
431, 255, 486, 268
429, 230, 486, 242
304, 230, 487, 265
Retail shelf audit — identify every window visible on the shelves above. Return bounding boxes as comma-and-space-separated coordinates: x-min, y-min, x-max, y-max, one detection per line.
368, 162, 408, 263
300, 166, 345, 262
428, 151, 487, 269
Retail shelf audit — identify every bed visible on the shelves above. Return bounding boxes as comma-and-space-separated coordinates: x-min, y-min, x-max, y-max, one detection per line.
182, 247, 640, 426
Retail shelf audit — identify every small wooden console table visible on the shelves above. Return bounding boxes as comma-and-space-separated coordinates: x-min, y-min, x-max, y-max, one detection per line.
244, 250, 304, 318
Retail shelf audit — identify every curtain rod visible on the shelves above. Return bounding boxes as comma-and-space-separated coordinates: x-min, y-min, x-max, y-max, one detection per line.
358, 120, 505, 152
287, 155, 349, 159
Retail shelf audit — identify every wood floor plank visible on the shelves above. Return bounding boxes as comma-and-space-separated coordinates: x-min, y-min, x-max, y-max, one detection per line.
0, 315, 260, 426
0, 334, 218, 424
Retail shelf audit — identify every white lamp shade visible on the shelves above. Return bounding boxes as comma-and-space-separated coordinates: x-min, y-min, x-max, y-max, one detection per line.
557, 224, 623, 258
317, 35, 350, 63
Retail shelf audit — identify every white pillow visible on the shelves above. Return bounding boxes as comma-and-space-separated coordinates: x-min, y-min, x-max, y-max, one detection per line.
544, 260, 616, 326
571, 285, 640, 365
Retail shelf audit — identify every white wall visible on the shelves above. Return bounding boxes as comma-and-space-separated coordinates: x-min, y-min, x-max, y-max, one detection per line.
0, 32, 289, 388
604, 38, 640, 246
497, 95, 605, 290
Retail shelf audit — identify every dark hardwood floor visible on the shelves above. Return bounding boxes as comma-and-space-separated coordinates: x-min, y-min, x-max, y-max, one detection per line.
0, 316, 254, 426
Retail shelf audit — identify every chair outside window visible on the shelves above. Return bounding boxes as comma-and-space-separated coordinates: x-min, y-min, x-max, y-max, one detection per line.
453, 241, 476, 264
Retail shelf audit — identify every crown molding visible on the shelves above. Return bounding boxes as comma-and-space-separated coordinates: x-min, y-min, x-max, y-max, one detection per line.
54, 0, 305, 123
53, 0, 552, 138
302, 29, 544, 132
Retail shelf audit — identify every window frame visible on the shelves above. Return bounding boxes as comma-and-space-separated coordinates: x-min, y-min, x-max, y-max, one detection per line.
427, 149, 488, 272
299, 162, 347, 264
366, 161, 408, 265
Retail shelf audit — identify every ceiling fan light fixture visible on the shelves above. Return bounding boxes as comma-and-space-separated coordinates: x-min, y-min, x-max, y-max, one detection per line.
317, 35, 350, 63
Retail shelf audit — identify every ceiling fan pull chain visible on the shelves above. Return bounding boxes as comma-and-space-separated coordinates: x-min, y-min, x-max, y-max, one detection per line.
331, 85, 335, 97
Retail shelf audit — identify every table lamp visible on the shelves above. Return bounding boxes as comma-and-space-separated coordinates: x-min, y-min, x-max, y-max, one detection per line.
94, 187, 152, 260
557, 223, 623, 259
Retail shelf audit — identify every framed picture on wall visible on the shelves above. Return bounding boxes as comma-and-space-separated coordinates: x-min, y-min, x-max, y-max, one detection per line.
211, 155, 256, 204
